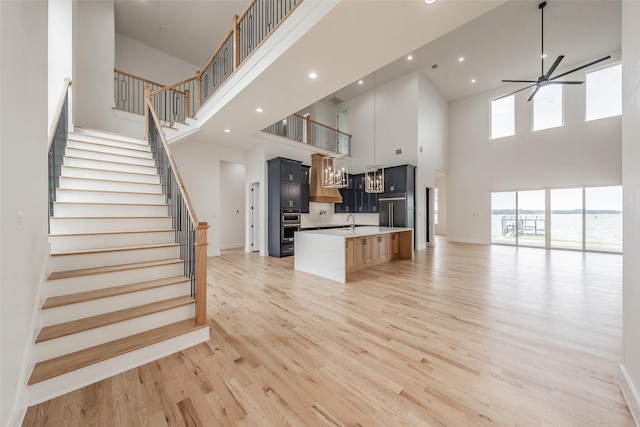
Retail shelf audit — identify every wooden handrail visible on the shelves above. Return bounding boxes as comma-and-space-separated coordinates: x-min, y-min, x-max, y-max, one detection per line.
200, 29, 234, 78
292, 113, 352, 138
150, 75, 198, 96
237, 0, 258, 23
144, 88, 199, 224
48, 78, 72, 151
114, 68, 165, 88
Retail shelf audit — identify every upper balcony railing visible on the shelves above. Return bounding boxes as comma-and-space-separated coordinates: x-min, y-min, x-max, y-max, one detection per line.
263, 113, 352, 156
115, 0, 301, 126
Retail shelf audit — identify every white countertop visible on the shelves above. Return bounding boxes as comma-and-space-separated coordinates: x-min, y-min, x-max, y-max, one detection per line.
296, 226, 411, 238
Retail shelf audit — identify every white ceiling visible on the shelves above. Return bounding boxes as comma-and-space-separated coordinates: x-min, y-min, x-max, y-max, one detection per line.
115, 0, 622, 105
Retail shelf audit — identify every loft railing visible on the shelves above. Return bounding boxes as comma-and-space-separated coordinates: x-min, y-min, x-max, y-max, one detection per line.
114, 69, 163, 116
48, 78, 72, 227
263, 113, 352, 156
146, 0, 301, 123
144, 87, 209, 326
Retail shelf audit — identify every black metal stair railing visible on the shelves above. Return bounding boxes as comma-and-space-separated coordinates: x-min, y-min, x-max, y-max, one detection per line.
48, 79, 71, 229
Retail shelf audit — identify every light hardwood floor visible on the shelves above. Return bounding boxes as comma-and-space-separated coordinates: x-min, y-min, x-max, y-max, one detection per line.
23, 238, 634, 426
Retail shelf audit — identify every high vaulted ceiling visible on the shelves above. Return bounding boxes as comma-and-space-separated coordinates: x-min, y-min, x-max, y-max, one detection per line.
115, 0, 622, 105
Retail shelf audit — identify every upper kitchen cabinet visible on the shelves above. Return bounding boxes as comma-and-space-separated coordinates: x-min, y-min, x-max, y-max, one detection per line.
384, 165, 416, 196
268, 157, 302, 211
301, 165, 310, 213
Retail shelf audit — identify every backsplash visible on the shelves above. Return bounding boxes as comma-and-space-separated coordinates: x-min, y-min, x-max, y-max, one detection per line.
301, 202, 379, 228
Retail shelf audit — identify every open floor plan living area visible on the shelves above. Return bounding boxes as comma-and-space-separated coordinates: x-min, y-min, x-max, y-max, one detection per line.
2, 0, 640, 425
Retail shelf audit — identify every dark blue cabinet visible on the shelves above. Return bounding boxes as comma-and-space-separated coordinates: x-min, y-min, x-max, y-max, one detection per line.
301, 165, 310, 213
267, 157, 302, 257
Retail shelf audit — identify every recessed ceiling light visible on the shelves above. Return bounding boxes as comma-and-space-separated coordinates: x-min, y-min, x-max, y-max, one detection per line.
358, 80, 364, 85
158, 27, 167, 33
458, 57, 464, 62
424, 0, 436, 3
407, 55, 413, 61
471, 79, 477, 84
541, 53, 548, 59
256, 107, 263, 113
224, 129, 231, 133
308, 72, 318, 79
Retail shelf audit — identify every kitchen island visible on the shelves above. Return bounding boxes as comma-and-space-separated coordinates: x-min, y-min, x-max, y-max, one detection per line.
294, 226, 413, 283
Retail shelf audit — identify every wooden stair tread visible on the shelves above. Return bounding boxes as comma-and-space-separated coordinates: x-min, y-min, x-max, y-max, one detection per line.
49, 229, 174, 237
53, 201, 166, 207
68, 138, 152, 154
36, 296, 195, 343
72, 126, 147, 143
63, 155, 157, 169
51, 242, 179, 257
50, 216, 170, 220
28, 319, 205, 385
42, 276, 190, 309
61, 165, 157, 177
48, 258, 183, 281
56, 187, 165, 196
62, 148, 155, 164
58, 176, 161, 186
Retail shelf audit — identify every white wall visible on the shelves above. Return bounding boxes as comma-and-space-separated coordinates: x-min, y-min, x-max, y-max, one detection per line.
48, 0, 73, 127
1, 2, 49, 425
621, 1, 640, 421
171, 139, 246, 257
115, 33, 199, 86
416, 72, 448, 249
219, 161, 246, 250
447, 52, 622, 244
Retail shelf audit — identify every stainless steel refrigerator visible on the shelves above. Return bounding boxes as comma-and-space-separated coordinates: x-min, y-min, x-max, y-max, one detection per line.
379, 193, 414, 228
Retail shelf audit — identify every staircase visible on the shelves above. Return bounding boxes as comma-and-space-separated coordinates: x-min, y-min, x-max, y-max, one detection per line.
29, 127, 209, 405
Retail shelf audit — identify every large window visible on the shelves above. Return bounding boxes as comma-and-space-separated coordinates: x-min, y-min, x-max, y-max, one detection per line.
533, 85, 563, 131
585, 186, 622, 253
491, 95, 515, 139
550, 188, 583, 250
491, 186, 622, 253
586, 64, 622, 121
491, 192, 516, 245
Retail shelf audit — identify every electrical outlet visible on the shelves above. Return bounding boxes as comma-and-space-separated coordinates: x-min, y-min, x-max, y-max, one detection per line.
17, 210, 23, 230
395, 149, 402, 155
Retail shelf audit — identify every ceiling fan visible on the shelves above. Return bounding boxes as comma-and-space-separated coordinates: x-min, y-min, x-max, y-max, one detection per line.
498, 1, 610, 102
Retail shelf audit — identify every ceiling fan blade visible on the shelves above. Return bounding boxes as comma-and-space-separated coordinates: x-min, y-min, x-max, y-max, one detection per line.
550, 55, 611, 81
527, 86, 541, 102
547, 81, 584, 85
545, 55, 564, 79
502, 79, 538, 83
495, 83, 538, 100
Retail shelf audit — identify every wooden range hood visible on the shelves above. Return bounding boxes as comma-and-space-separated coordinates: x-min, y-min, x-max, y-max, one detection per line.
309, 153, 343, 203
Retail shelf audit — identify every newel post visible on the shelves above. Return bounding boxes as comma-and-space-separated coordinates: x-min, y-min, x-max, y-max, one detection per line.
233, 14, 241, 69
184, 89, 190, 118
195, 222, 209, 326
144, 86, 152, 139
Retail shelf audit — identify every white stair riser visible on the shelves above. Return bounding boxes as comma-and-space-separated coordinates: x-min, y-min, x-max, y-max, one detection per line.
63, 157, 157, 175
47, 262, 185, 296
69, 133, 149, 150
27, 327, 209, 406
72, 128, 147, 145
54, 203, 168, 218
66, 140, 153, 160
55, 189, 166, 205
51, 245, 181, 271
35, 304, 195, 362
61, 166, 159, 184
49, 230, 175, 252
49, 217, 172, 234
59, 177, 162, 194
42, 281, 191, 327
64, 147, 156, 167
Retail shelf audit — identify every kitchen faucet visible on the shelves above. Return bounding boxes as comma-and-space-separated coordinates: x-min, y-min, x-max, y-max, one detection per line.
346, 214, 355, 230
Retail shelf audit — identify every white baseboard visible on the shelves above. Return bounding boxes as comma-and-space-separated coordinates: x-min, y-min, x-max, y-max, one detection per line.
220, 242, 245, 250
447, 236, 489, 245
619, 364, 640, 426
